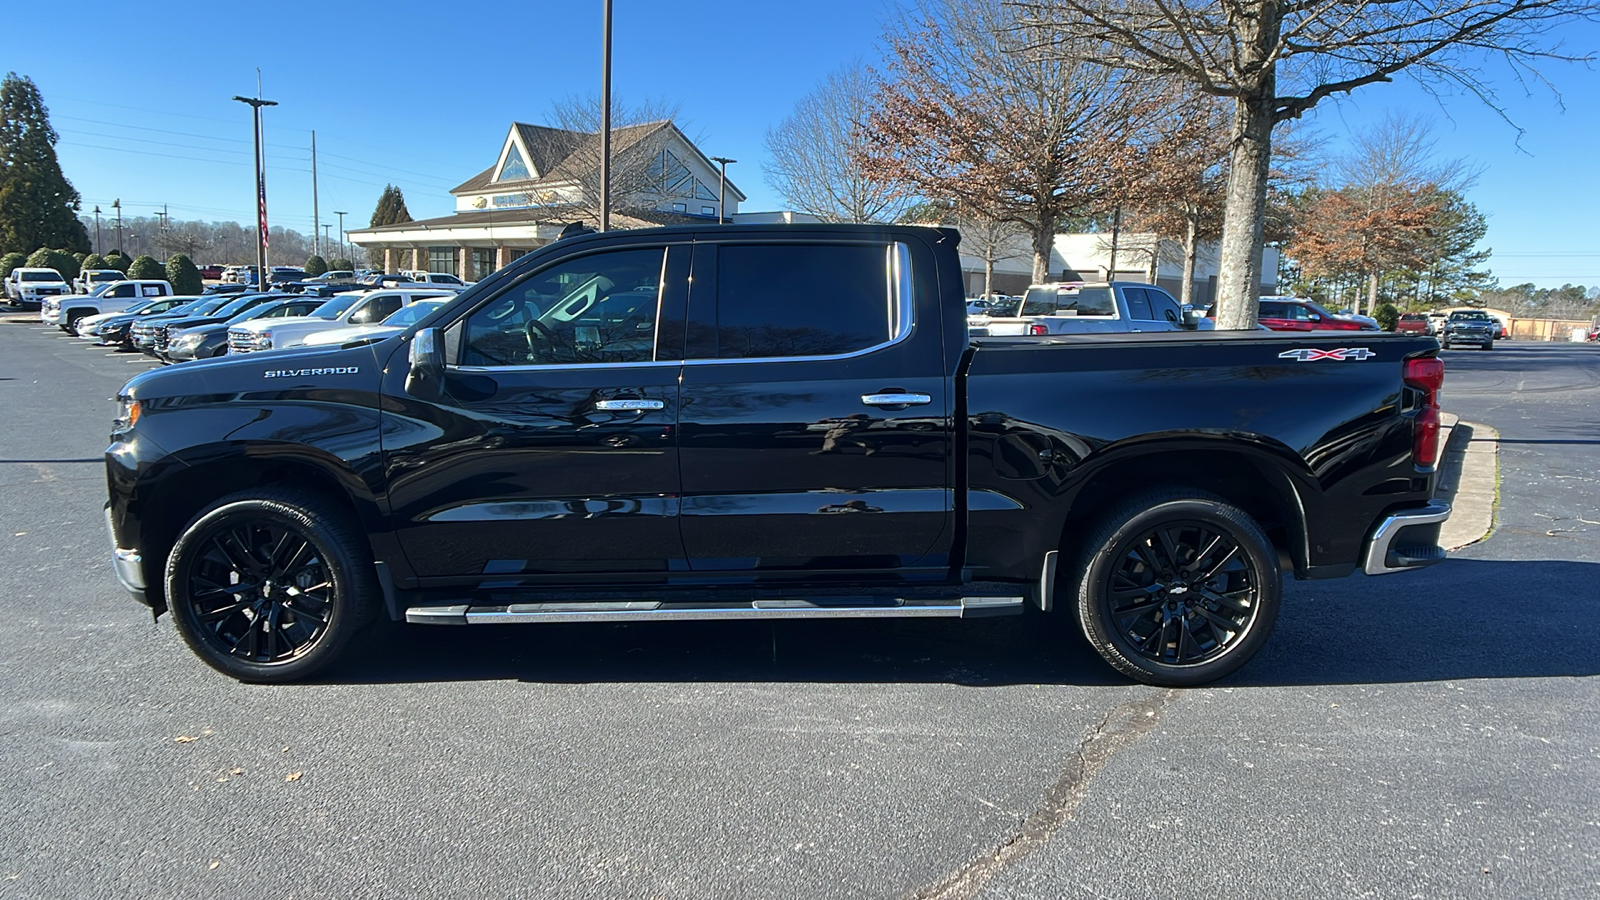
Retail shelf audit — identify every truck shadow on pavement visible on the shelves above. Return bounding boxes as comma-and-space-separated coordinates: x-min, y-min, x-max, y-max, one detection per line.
322, 558, 1599, 688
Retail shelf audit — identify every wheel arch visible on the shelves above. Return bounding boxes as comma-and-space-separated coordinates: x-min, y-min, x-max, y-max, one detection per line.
1050, 436, 1315, 579
132, 445, 380, 614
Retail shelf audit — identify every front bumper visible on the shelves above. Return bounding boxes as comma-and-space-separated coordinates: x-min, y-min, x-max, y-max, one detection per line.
104, 504, 147, 602
1363, 501, 1452, 575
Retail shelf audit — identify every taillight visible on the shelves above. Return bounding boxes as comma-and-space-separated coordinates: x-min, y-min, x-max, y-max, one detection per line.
1404, 357, 1445, 467
1028, 323, 1048, 335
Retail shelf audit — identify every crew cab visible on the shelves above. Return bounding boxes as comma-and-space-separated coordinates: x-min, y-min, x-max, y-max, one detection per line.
5, 267, 72, 309
106, 224, 1451, 687
969, 281, 1208, 336
75, 268, 126, 293
41, 279, 174, 331
226, 288, 457, 353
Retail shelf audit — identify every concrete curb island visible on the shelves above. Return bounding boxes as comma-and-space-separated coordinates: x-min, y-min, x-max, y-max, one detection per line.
1437, 413, 1499, 550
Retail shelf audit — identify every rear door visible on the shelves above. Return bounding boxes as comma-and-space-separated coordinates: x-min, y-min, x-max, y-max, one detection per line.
675, 236, 954, 577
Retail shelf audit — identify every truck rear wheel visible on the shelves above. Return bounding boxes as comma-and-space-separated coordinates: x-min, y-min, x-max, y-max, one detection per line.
165, 487, 378, 683
1070, 490, 1280, 687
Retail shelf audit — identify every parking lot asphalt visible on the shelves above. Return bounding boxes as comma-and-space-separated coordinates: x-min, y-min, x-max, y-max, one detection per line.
0, 323, 1594, 899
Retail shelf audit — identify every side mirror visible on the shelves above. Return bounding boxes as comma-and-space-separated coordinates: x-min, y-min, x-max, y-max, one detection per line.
405, 327, 445, 401
1309, 313, 1322, 322
1180, 305, 1200, 330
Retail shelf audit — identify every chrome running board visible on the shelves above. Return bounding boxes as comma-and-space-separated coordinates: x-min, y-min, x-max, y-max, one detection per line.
405, 596, 1025, 625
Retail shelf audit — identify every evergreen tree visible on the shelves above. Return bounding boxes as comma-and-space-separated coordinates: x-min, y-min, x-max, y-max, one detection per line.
103, 249, 131, 272
303, 254, 328, 276
25, 247, 78, 281
329, 257, 353, 271
126, 254, 162, 279
82, 253, 108, 270
165, 254, 203, 294
369, 184, 413, 228
0, 73, 89, 254
1, 250, 26, 279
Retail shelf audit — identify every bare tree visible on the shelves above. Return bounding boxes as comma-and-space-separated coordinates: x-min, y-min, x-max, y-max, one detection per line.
765, 62, 908, 223
961, 212, 1031, 296
862, 0, 1192, 283
1020, 0, 1600, 329
516, 95, 695, 228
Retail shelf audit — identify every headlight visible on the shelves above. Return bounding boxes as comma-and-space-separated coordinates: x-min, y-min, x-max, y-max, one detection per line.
113, 397, 141, 431
172, 332, 204, 349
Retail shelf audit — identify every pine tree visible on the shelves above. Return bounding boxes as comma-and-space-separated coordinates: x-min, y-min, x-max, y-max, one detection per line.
367, 184, 413, 267
0, 73, 89, 254
303, 254, 328, 276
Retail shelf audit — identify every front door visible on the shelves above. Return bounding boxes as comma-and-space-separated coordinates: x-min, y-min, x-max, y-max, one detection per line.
675, 237, 954, 578
382, 242, 689, 585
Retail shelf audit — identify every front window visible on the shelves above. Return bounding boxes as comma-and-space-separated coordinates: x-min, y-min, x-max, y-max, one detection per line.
310, 294, 365, 319
21, 271, 59, 282
349, 295, 404, 325
383, 300, 447, 327
427, 247, 458, 275
458, 247, 665, 367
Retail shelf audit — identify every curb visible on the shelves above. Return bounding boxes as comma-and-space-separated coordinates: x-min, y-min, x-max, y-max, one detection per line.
1436, 413, 1498, 550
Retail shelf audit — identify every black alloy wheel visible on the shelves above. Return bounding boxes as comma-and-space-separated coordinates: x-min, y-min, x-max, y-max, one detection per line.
166, 488, 378, 682
1071, 491, 1280, 686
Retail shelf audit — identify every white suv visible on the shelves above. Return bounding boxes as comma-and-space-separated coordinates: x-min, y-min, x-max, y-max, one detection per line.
227, 288, 456, 353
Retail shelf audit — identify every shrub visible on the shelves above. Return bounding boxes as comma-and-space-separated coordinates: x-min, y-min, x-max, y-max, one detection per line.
26, 248, 80, 282
104, 250, 132, 273
166, 254, 204, 295
126, 255, 163, 279
303, 254, 328, 277
0, 252, 26, 281
1375, 302, 1400, 333
82, 253, 109, 270
329, 257, 354, 272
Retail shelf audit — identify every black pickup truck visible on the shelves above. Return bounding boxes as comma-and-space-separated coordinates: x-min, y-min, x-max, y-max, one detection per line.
105, 224, 1450, 685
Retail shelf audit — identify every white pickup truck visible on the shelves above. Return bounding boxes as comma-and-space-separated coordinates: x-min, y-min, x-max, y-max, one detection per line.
227, 287, 456, 353
5, 267, 73, 309
40, 279, 174, 331
968, 281, 1210, 336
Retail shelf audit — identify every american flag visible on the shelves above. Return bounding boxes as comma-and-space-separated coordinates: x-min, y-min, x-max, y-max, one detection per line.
257, 173, 269, 249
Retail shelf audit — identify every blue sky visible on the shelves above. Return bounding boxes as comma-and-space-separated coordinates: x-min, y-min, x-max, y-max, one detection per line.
10, 0, 1598, 288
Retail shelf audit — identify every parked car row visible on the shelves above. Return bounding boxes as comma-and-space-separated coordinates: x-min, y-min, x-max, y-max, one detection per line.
967, 282, 1210, 336
42, 282, 461, 366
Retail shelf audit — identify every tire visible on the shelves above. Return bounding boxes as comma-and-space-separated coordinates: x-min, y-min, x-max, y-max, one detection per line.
65, 311, 86, 332
165, 487, 379, 682
1068, 490, 1281, 687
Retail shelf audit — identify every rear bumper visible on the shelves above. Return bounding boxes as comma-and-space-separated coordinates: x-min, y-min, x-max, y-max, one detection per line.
1363, 501, 1452, 575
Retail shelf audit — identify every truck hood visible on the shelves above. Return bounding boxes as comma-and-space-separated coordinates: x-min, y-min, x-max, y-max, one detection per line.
119, 339, 398, 402
229, 315, 334, 334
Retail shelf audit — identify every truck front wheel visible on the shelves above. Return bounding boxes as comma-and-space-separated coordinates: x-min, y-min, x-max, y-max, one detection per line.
1071, 491, 1281, 687
165, 487, 378, 682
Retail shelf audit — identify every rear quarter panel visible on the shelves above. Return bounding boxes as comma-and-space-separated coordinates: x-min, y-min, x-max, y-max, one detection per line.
963, 330, 1440, 580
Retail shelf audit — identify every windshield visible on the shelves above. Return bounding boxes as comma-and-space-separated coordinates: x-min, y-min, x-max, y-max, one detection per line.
155, 300, 204, 316
21, 271, 60, 282
1450, 311, 1491, 321
192, 296, 236, 315
119, 300, 155, 315
310, 294, 365, 319
89, 282, 117, 297
212, 295, 269, 318
225, 301, 290, 325
382, 299, 447, 327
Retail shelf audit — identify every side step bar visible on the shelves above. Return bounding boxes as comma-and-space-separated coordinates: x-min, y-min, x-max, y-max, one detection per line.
405, 596, 1025, 625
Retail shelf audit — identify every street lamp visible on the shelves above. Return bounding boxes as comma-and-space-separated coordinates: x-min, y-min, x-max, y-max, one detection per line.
322, 224, 333, 260
232, 94, 278, 286
92, 206, 102, 256
112, 199, 122, 254
710, 157, 736, 224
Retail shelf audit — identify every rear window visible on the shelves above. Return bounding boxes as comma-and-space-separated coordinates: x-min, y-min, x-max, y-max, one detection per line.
710, 243, 891, 359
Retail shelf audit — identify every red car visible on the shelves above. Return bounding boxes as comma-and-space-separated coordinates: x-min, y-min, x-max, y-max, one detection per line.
1258, 297, 1378, 332
1396, 313, 1430, 335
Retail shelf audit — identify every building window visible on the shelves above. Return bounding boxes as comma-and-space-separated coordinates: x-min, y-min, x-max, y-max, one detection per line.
428, 247, 458, 275
495, 144, 531, 182
702, 206, 716, 217
671, 202, 687, 212
472, 248, 495, 277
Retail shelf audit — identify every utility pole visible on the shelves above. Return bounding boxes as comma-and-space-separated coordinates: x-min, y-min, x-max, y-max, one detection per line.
599, 0, 613, 232
93, 206, 102, 256
232, 89, 279, 286
156, 204, 169, 257
334, 210, 347, 263
710, 157, 736, 224
322, 224, 332, 258
113, 199, 123, 254
311, 130, 320, 257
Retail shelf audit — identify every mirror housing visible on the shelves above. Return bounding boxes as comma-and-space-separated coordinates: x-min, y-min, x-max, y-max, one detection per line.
405, 327, 445, 401
1180, 305, 1201, 330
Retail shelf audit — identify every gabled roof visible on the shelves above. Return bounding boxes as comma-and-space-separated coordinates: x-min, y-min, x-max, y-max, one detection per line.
450, 120, 745, 202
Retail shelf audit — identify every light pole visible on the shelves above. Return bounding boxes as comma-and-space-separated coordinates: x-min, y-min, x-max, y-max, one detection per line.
322, 224, 333, 260
599, 0, 613, 232
113, 199, 122, 254
334, 210, 347, 263
232, 94, 278, 286
710, 157, 736, 224
93, 206, 102, 256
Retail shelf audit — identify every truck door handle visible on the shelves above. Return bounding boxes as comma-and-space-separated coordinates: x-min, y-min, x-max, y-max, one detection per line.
594, 399, 665, 411
862, 393, 932, 407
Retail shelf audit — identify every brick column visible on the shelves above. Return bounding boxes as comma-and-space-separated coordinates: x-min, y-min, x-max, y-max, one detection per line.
496, 246, 509, 270
458, 247, 472, 280
382, 247, 394, 274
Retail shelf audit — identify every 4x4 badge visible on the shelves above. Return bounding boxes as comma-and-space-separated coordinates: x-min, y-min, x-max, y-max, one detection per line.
1278, 348, 1376, 362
